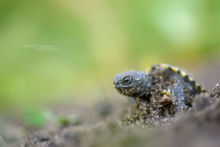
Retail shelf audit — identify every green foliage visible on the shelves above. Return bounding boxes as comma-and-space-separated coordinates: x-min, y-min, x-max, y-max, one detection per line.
58, 114, 80, 126
0, 0, 220, 109
23, 108, 55, 127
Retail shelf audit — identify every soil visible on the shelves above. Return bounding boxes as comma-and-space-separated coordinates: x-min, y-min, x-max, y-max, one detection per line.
1, 62, 220, 147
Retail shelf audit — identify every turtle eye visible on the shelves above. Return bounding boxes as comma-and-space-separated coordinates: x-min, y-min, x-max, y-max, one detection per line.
122, 76, 133, 85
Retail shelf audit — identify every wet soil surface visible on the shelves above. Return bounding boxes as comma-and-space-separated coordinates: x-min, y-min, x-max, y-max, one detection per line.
1, 63, 220, 147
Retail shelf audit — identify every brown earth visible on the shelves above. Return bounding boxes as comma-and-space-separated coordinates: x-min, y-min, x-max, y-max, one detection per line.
1, 62, 220, 147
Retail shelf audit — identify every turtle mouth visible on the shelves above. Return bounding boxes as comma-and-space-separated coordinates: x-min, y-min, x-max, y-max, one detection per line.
114, 83, 132, 90
115, 85, 136, 96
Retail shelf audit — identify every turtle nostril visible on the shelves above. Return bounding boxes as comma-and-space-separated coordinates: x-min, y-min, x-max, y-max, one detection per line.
113, 76, 119, 85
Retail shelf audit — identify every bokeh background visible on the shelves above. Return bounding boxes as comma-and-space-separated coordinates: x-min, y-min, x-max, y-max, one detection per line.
1, 0, 220, 111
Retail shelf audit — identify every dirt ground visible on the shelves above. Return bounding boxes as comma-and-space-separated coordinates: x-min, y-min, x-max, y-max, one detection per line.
1, 61, 220, 147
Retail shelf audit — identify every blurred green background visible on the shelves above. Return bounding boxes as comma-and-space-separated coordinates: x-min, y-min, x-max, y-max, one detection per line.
0, 0, 220, 110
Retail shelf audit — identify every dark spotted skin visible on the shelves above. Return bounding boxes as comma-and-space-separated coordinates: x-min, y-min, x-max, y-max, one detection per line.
114, 64, 206, 111
114, 71, 152, 98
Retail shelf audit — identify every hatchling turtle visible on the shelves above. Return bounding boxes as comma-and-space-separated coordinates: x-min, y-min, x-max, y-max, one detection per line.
114, 64, 206, 114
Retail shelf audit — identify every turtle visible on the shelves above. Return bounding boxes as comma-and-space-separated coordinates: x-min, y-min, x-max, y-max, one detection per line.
114, 63, 206, 112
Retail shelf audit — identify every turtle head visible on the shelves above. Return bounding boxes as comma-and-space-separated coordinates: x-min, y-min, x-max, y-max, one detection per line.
113, 71, 152, 97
